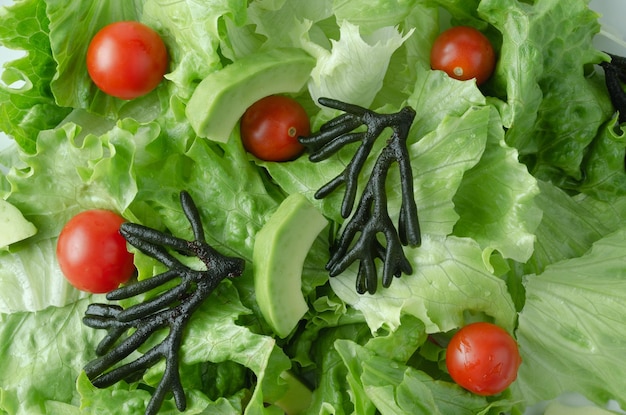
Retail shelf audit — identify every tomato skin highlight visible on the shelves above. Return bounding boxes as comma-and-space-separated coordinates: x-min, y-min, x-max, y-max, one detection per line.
446, 322, 522, 396
86, 21, 168, 100
430, 26, 496, 85
240, 95, 309, 162
56, 209, 135, 294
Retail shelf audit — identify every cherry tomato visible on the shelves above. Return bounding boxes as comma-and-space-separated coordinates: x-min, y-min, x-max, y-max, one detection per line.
56, 209, 135, 293
446, 322, 522, 396
430, 26, 496, 85
86, 21, 168, 100
240, 95, 309, 162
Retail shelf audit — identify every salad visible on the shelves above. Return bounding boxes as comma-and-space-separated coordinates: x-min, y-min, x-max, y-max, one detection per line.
1, 0, 626, 414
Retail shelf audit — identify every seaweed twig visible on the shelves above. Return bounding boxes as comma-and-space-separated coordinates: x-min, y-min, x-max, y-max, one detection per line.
83, 191, 245, 415
299, 98, 420, 294
600, 52, 626, 124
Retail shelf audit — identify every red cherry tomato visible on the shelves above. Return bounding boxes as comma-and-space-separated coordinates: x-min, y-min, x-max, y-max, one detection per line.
240, 95, 309, 162
430, 26, 496, 85
86, 21, 168, 100
56, 209, 135, 293
446, 322, 522, 396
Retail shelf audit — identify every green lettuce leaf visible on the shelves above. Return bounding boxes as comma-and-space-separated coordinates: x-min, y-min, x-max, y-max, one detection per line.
245, 0, 332, 54
330, 234, 517, 334
0, 113, 137, 313
370, 2, 438, 109
0, 299, 100, 415
576, 118, 626, 200
2, 117, 138, 242
305, 20, 413, 108
452, 107, 541, 263
46, 0, 145, 116
333, 0, 420, 35
0, 0, 70, 153
479, 0, 613, 183
334, 339, 513, 415
76, 370, 247, 415
0, 239, 91, 313
142, 0, 248, 100
516, 180, 626, 277
303, 323, 373, 415
514, 227, 626, 411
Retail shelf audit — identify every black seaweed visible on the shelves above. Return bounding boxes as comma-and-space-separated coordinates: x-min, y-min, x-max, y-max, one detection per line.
299, 98, 420, 295
601, 53, 626, 124
82, 191, 245, 415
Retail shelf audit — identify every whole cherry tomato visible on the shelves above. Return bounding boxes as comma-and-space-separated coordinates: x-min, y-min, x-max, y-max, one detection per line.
86, 21, 168, 100
446, 322, 522, 396
240, 95, 309, 162
430, 26, 496, 85
56, 209, 135, 293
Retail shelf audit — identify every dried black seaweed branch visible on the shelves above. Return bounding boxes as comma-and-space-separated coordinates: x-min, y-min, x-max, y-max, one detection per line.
83, 191, 245, 415
299, 98, 420, 294
601, 52, 626, 124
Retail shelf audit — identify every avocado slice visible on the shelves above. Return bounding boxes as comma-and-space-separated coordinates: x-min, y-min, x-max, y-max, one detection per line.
254, 193, 328, 338
273, 371, 313, 414
0, 199, 37, 248
186, 47, 315, 143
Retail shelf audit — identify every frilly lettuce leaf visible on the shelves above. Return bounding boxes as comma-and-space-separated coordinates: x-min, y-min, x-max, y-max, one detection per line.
0, 113, 137, 313
305, 21, 414, 108
479, 0, 614, 183
46, 0, 145, 116
333, 0, 420, 34
245, 0, 333, 52
0, 239, 91, 314
0, 0, 70, 153
142, 0, 248, 100
2, 117, 138, 242
0, 299, 100, 415
330, 234, 517, 334
336, 339, 514, 415
516, 180, 626, 277
452, 107, 541, 263
576, 118, 626, 200
513, 227, 626, 411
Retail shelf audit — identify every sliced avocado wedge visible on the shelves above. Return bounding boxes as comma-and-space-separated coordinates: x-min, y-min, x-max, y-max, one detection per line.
254, 193, 328, 338
273, 371, 313, 414
186, 47, 315, 143
0, 199, 37, 249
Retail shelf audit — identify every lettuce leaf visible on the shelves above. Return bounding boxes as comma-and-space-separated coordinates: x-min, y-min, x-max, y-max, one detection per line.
331, 234, 517, 334
334, 338, 513, 415
515, 180, 626, 278
576, 118, 626, 200
142, 0, 248, 99
479, 0, 614, 183
0, 0, 70, 153
46, 0, 144, 116
305, 21, 413, 108
0, 299, 100, 415
514, 227, 626, 411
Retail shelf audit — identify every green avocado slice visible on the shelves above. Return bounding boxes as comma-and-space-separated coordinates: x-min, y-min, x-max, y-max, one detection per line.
253, 193, 328, 338
0, 199, 37, 249
186, 47, 315, 143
